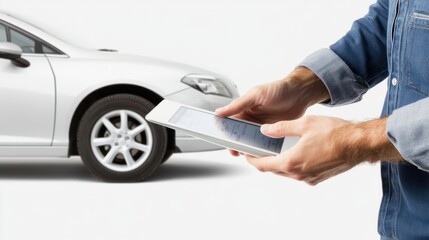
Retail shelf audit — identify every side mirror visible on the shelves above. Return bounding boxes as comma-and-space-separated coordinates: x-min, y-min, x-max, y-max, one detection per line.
0, 42, 30, 68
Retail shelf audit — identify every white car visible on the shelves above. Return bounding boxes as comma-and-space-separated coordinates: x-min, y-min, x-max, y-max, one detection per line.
0, 11, 238, 182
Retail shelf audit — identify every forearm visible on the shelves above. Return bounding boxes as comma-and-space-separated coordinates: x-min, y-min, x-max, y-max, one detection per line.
336, 118, 403, 165
282, 67, 330, 108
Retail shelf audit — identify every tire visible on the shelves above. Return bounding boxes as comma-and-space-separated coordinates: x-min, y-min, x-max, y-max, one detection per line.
77, 94, 168, 182
162, 145, 174, 164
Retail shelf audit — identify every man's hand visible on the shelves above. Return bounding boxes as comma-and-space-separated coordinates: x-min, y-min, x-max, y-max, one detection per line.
216, 67, 330, 124
216, 67, 329, 156
245, 116, 403, 185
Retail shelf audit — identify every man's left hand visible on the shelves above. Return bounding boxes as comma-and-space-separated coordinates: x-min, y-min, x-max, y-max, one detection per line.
245, 116, 402, 185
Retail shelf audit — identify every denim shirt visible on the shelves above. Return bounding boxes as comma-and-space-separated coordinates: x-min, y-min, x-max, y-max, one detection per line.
299, 0, 429, 239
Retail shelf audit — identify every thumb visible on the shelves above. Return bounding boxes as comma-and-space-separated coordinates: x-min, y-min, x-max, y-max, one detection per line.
261, 120, 303, 138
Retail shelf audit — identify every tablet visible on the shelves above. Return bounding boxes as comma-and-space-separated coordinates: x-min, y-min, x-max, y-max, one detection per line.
145, 100, 299, 157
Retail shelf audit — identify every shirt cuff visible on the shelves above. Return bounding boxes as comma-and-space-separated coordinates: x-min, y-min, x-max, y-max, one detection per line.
298, 48, 369, 106
387, 97, 429, 172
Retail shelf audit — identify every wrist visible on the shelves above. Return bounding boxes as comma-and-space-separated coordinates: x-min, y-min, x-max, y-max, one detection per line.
342, 118, 402, 164
283, 67, 330, 108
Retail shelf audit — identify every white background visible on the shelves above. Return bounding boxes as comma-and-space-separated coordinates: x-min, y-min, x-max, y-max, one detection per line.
0, 0, 386, 239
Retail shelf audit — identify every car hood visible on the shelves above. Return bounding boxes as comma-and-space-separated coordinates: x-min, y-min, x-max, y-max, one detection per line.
78, 49, 225, 78
65, 49, 236, 97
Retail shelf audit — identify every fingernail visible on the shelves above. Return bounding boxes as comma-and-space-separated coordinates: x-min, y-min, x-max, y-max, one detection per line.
261, 124, 271, 133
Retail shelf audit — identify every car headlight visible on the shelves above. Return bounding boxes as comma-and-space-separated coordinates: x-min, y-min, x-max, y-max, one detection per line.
181, 74, 232, 98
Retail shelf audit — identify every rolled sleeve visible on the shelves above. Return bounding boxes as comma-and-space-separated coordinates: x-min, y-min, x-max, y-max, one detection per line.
387, 97, 429, 172
298, 48, 370, 106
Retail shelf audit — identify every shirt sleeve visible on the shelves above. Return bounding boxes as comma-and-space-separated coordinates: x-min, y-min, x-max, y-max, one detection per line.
387, 97, 429, 172
330, 0, 389, 87
298, 48, 369, 106
298, 0, 389, 106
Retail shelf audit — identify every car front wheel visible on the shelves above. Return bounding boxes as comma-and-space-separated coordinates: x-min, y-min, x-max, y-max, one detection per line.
77, 94, 168, 182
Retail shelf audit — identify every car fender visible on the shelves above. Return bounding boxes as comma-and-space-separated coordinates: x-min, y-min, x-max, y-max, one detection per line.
48, 58, 192, 146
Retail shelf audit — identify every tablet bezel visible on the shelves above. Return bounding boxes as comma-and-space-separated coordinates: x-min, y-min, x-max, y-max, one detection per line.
145, 100, 298, 157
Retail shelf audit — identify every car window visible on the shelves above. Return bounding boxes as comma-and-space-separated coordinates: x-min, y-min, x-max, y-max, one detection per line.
42, 44, 57, 54
0, 24, 6, 42
0, 22, 64, 55
10, 29, 36, 53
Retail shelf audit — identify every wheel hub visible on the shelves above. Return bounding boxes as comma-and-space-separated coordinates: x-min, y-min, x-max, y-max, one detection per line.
90, 110, 153, 172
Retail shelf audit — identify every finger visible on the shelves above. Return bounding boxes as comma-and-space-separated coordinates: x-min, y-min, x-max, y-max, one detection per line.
215, 92, 257, 117
245, 154, 282, 172
228, 149, 240, 157
274, 172, 311, 182
260, 120, 304, 138
305, 163, 355, 186
229, 112, 264, 124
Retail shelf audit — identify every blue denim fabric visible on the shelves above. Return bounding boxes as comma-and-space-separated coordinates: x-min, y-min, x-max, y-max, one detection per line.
300, 0, 429, 239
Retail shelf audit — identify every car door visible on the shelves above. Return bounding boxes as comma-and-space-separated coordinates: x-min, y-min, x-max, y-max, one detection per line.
0, 23, 55, 146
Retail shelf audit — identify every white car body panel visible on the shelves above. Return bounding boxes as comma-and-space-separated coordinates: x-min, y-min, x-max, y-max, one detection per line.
0, 54, 55, 146
0, 146, 67, 157
0, 11, 239, 158
48, 54, 213, 146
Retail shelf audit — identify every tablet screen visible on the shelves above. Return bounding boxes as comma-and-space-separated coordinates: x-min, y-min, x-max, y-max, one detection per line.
169, 107, 284, 153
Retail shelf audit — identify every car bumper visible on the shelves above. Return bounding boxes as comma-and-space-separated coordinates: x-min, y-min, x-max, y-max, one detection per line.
174, 133, 224, 153
165, 87, 237, 153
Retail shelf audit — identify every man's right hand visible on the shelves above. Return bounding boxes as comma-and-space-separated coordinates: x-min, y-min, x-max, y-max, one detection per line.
215, 67, 330, 156
216, 67, 330, 123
